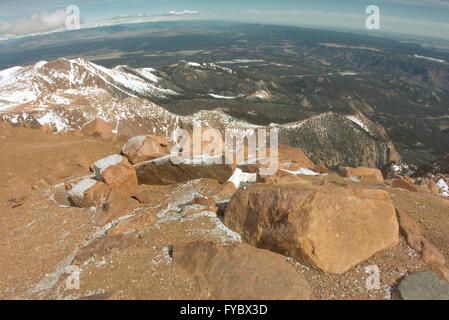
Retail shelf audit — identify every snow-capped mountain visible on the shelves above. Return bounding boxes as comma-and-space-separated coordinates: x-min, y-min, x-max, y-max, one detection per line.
0, 58, 186, 134
0, 58, 180, 113
0, 58, 255, 135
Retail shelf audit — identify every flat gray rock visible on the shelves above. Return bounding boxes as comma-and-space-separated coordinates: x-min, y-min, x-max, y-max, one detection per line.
397, 271, 449, 300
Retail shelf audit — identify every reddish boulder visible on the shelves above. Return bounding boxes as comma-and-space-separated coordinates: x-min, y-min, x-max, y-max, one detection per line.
93, 154, 138, 198
341, 167, 385, 184
69, 178, 111, 208
122, 135, 167, 164
224, 183, 399, 274
136, 156, 233, 185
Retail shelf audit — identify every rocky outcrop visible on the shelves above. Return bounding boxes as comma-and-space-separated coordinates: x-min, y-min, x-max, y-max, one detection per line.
121, 135, 167, 164
173, 242, 311, 300
224, 182, 399, 274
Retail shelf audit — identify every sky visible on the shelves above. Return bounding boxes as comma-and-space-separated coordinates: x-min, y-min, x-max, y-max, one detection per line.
0, 0, 449, 41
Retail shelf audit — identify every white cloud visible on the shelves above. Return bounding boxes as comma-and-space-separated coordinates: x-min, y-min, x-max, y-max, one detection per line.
168, 10, 199, 16
0, 20, 11, 33
0, 10, 67, 36
389, 0, 449, 8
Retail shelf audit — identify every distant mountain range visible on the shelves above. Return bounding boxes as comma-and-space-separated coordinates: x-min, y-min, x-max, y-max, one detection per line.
0, 57, 401, 169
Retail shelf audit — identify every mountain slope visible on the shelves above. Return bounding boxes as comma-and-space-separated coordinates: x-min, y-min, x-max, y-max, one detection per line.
277, 112, 400, 168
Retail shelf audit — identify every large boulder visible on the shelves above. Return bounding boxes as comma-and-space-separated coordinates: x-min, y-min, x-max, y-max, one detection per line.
224, 183, 399, 274
173, 242, 311, 300
69, 178, 111, 208
136, 156, 234, 185
80, 118, 112, 139
121, 135, 167, 164
93, 155, 138, 198
340, 167, 385, 184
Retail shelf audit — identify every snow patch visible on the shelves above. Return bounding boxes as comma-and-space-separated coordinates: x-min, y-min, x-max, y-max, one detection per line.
183, 210, 242, 244
228, 168, 257, 188
208, 93, 237, 100
69, 179, 97, 198
0, 66, 23, 84
346, 115, 371, 133
436, 179, 448, 197
216, 59, 265, 64
282, 168, 322, 176
135, 68, 160, 83
413, 55, 447, 64
339, 71, 358, 76
187, 61, 201, 67
37, 111, 70, 131
93, 154, 125, 178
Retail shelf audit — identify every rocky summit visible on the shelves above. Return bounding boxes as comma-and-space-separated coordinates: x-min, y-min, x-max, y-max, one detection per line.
0, 17, 449, 301
0, 121, 448, 300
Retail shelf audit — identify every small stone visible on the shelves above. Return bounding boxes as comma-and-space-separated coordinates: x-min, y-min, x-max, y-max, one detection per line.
396, 271, 449, 300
